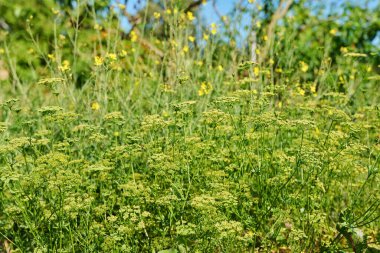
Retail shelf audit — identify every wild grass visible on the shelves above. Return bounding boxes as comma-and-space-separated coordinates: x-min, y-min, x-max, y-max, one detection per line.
0, 0, 379, 252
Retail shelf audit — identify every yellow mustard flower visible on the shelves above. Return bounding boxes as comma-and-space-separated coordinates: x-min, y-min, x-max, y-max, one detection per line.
297, 87, 305, 96
106, 53, 117, 61
94, 24, 102, 30
210, 23, 217, 35
58, 60, 70, 72
120, 50, 127, 57
51, 8, 60, 15
91, 102, 100, 111
48, 54, 55, 61
198, 81, 213, 96
254, 66, 260, 76
329, 29, 337, 36
299, 61, 309, 73
187, 11, 195, 21
256, 21, 261, 28
94, 56, 104, 66
310, 84, 317, 93
130, 30, 138, 42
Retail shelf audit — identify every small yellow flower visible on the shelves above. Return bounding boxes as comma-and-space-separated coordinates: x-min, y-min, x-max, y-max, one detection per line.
217, 65, 223, 71
253, 66, 260, 76
310, 84, 317, 93
51, 8, 60, 15
120, 50, 127, 57
130, 30, 138, 42
210, 23, 217, 35
263, 35, 268, 41
222, 16, 228, 22
94, 24, 102, 30
94, 56, 104, 66
340, 47, 348, 54
154, 12, 161, 19
113, 131, 120, 137
182, 45, 189, 53
198, 81, 213, 96
248, 0, 255, 3
188, 36, 195, 42
256, 21, 261, 28
299, 61, 309, 73
166, 9, 172, 15
203, 33, 209, 41
91, 102, 100, 111
58, 60, 70, 72
297, 87, 305, 96
329, 29, 337, 36
48, 54, 56, 61
118, 4, 126, 10
196, 60, 203, 66
0, 48, 4, 54
106, 53, 117, 61
187, 11, 195, 21
202, 0, 207, 4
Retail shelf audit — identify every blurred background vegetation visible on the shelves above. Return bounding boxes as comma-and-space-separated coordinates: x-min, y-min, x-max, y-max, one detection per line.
0, 0, 380, 110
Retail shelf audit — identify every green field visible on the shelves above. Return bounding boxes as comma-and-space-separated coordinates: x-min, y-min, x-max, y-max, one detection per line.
0, 0, 379, 252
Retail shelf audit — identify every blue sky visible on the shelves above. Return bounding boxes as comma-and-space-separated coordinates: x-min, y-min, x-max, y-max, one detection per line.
118, 0, 379, 26
116, 0, 379, 46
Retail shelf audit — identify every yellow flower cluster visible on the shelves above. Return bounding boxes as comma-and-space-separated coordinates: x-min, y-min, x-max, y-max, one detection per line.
154, 12, 161, 19
130, 30, 138, 42
58, 60, 70, 72
299, 61, 309, 72
187, 12, 195, 21
210, 23, 217, 35
94, 56, 104, 66
198, 82, 213, 96
91, 101, 100, 111
106, 53, 117, 61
